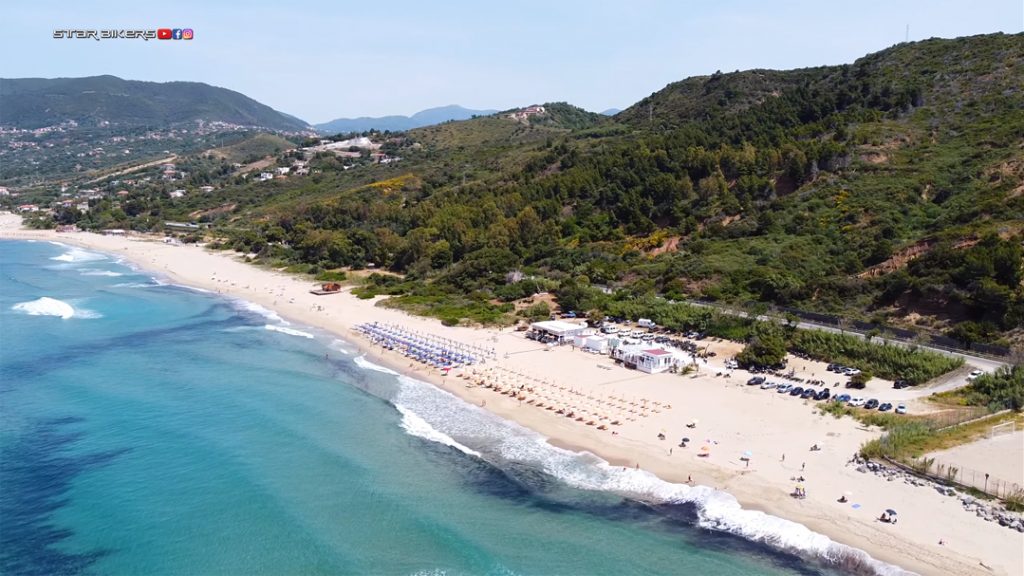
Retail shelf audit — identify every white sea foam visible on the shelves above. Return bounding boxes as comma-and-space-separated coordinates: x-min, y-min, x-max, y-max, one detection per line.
353, 355, 400, 375
79, 269, 125, 277
396, 405, 482, 457
386, 374, 909, 576
11, 297, 100, 319
329, 338, 353, 354
172, 283, 213, 294
50, 247, 107, 263
233, 299, 285, 323
113, 282, 160, 289
264, 324, 315, 339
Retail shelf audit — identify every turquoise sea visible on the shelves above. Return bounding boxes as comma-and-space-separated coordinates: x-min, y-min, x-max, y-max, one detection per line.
0, 240, 883, 575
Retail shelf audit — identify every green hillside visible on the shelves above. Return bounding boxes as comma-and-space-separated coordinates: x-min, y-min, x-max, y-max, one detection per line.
24, 34, 1024, 348
208, 133, 296, 164
0, 75, 309, 130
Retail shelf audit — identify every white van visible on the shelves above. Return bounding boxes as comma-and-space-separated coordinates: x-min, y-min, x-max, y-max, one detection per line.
638, 318, 656, 328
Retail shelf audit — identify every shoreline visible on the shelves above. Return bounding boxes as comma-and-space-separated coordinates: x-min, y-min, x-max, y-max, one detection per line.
3, 218, 1021, 576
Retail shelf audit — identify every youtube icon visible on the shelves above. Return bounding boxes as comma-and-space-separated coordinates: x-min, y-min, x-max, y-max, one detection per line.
157, 28, 172, 40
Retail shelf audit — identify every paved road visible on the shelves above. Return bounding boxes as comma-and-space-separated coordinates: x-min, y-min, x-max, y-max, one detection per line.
682, 300, 1010, 375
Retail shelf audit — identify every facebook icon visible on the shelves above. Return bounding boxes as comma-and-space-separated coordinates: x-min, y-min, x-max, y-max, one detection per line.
172, 28, 183, 39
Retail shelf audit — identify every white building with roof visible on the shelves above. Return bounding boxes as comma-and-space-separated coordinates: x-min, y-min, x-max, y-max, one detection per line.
528, 320, 588, 344
612, 345, 680, 374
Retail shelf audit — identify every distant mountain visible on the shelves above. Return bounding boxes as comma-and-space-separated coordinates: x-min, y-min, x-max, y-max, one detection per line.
599, 108, 621, 116
0, 75, 310, 131
315, 105, 498, 133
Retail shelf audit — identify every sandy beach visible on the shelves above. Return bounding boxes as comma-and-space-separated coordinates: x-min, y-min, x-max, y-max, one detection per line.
3, 215, 1021, 576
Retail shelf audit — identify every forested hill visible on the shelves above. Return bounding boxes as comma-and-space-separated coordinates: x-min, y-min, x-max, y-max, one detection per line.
33, 33, 1024, 348
0, 75, 309, 131
619, 34, 1023, 136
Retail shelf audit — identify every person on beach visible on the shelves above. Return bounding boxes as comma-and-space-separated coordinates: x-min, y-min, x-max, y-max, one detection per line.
801, 462, 805, 471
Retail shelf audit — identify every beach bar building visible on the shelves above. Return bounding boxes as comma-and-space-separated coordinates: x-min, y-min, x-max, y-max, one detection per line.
636, 348, 676, 373
613, 345, 679, 373
528, 320, 588, 345
583, 335, 609, 353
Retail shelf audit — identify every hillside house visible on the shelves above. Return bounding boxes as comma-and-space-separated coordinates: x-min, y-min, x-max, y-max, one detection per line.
508, 105, 546, 121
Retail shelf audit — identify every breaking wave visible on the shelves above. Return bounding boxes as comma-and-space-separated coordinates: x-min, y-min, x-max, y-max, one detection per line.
50, 247, 107, 263
12, 297, 101, 319
396, 405, 481, 457
79, 269, 124, 277
233, 300, 285, 323
352, 355, 399, 375
264, 324, 314, 339
351, 365, 910, 576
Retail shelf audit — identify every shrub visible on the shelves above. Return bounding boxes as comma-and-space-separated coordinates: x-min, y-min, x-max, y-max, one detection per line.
789, 330, 962, 384
961, 365, 1024, 411
315, 270, 348, 282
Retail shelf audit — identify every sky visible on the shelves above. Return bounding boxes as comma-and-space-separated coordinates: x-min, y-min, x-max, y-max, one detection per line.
2, 1, 1021, 124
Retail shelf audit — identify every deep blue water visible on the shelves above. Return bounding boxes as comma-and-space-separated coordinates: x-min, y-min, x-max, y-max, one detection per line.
0, 240, 842, 576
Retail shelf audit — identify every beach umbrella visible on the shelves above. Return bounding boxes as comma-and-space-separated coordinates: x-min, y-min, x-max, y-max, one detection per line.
681, 437, 690, 443
700, 445, 710, 452
742, 450, 753, 458
885, 509, 898, 516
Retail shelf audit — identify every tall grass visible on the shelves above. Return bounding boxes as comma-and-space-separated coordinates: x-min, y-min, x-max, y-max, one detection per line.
789, 330, 962, 384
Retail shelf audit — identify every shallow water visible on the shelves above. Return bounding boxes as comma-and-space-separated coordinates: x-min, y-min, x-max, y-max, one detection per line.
1, 240, 849, 575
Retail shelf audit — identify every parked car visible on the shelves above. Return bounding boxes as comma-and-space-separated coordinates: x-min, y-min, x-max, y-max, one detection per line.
724, 359, 739, 369
835, 394, 851, 403
878, 402, 893, 412
800, 388, 817, 399
844, 368, 862, 376
895, 404, 908, 414
849, 397, 866, 407
630, 330, 645, 338
638, 318, 656, 328
601, 324, 619, 334
864, 398, 880, 410
760, 381, 777, 390
562, 311, 577, 318
845, 380, 866, 389
777, 384, 793, 394
815, 388, 831, 401
789, 386, 805, 396
747, 376, 766, 386
967, 369, 984, 381
826, 363, 837, 372
892, 379, 910, 389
